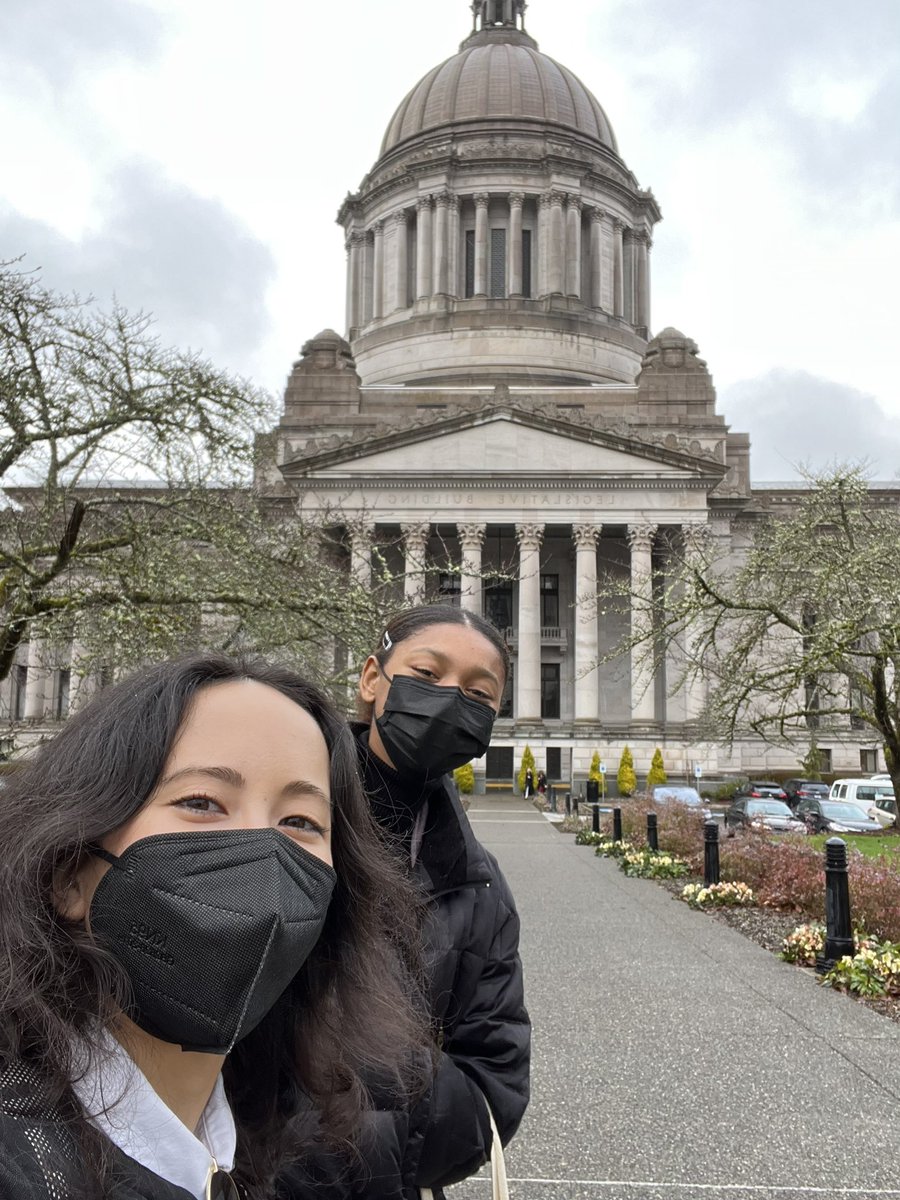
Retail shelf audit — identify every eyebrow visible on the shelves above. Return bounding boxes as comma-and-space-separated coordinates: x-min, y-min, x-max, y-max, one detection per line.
159, 765, 332, 806
413, 646, 502, 688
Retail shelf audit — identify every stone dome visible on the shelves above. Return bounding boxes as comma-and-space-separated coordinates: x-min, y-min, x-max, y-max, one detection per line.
380, 35, 618, 156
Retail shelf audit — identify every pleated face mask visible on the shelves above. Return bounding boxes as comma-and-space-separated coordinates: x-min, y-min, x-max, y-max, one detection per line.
89, 827, 336, 1054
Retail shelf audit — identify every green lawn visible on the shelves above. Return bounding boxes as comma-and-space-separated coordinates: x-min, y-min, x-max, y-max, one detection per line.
808, 832, 900, 858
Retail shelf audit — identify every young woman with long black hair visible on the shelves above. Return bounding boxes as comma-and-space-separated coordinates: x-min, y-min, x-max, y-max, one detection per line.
0, 653, 428, 1199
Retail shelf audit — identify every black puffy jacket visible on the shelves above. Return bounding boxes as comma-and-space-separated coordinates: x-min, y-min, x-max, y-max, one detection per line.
281, 732, 530, 1199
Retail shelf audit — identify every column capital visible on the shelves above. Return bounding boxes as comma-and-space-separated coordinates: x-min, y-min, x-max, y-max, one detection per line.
566, 194, 583, 212
473, 192, 490, 208
433, 189, 452, 209
390, 209, 409, 228
633, 228, 652, 248
349, 230, 368, 248
612, 217, 626, 233
538, 192, 554, 211
627, 522, 657, 552
416, 195, 433, 212
349, 519, 376, 541
508, 191, 525, 207
622, 225, 637, 244
573, 523, 602, 549
547, 189, 566, 207
457, 522, 487, 550
589, 205, 606, 224
401, 521, 430, 550
372, 218, 385, 235
682, 522, 713, 562
448, 194, 460, 214
515, 522, 545, 551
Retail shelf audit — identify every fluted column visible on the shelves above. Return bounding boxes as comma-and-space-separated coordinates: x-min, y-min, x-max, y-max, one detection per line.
628, 523, 658, 723
537, 193, 552, 297
573, 524, 601, 722
458, 523, 486, 616
68, 640, 97, 713
416, 196, 433, 300
636, 230, 651, 333
508, 192, 524, 297
447, 197, 460, 297
433, 192, 450, 295
348, 232, 366, 332
565, 195, 582, 298
402, 522, 430, 605
350, 523, 376, 589
623, 228, 636, 325
613, 219, 625, 317
548, 191, 565, 295
589, 207, 604, 309
372, 220, 385, 319
23, 636, 51, 721
515, 523, 544, 721
474, 193, 489, 297
682, 524, 711, 722
361, 232, 374, 326
390, 211, 409, 312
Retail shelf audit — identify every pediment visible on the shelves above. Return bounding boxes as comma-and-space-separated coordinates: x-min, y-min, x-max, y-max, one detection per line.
281, 405, 725, 484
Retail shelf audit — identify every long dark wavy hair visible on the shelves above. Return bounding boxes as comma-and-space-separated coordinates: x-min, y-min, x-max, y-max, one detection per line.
0, 653, 430, 1197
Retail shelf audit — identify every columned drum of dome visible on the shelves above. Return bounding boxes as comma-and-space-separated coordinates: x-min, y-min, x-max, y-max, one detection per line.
337, 2, 661, 388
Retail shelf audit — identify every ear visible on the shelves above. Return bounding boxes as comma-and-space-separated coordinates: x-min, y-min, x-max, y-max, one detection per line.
53, 856, 104, 924
358, 655, 382, 707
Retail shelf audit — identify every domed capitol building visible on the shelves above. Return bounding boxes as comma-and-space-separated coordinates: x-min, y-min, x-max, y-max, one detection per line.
258, 0, 886, 788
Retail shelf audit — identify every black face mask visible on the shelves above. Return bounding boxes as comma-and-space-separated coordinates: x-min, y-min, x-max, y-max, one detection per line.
88, 828, 336, 1054
375, 671, 496, 780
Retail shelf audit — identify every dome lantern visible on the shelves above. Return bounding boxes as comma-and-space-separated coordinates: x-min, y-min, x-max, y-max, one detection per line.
470, 0, 528, 33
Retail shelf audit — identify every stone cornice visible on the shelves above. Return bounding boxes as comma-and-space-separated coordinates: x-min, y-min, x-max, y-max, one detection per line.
288, 475, 719, 493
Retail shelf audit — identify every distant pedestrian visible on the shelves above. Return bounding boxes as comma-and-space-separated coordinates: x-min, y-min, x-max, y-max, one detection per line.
537, 770, 547, 796
524, 767, 535, 798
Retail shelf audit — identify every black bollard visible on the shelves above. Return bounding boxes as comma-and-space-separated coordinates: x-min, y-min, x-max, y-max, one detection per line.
704, 820, 720, 886
592, 801, 600, 834
565, 790, 572, 816
647, 812, 659, 852
816, 838, 855, 974
586, 779, 600, 833
613, 807, 623, 843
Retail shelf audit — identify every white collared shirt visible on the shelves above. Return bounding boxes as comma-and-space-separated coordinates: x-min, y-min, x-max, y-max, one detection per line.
71, 1031, 236, 1199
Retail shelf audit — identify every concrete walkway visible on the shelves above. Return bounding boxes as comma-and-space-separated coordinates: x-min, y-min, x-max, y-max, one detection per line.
448, 793, 900, 1200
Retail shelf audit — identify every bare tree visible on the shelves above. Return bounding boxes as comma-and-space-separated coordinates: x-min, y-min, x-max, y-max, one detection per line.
596, 468, 900, 799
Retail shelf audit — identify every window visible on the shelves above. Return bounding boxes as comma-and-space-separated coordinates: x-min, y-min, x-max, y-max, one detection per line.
819, 748, 833, 773
849, 685, 866, 730
522, 229, 532, 298
438, 573, 461, 607
485, 745, 514, 782
485, 578, 513, 633
499, 663, 514, 719
490, 229, 506, 297
55, 669, 70, 720
12, 665, 27, 721
541, 663, 560, 719
860, 749, 879, 774
540, 574, 559, 628
464, 230, 475, 298
546, 746, 561, 781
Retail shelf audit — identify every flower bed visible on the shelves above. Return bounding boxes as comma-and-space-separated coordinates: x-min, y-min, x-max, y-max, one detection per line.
681, 881, 754, 909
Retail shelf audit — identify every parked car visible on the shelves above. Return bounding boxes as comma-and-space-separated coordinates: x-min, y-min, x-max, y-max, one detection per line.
735, 780, 789, 803
724, 797, 806, 835
795, 797, 883, 835
782, 779, 830, 812
650, 785, 712, 821
828, 779, 897, 828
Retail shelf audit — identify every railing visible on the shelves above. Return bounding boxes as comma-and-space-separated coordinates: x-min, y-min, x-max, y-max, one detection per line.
503, 626, 567, 646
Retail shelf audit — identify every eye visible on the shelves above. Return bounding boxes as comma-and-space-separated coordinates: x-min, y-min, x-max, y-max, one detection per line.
411, 666, 438, 681
174, 794, 225, 815
466, 687, 494, 704
280, 815, 328, 838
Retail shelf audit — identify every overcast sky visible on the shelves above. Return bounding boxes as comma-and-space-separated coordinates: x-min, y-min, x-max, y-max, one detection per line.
2, 0, 899, 480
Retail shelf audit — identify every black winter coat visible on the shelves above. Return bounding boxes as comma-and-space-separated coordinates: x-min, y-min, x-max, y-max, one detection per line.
0, 1060, 194, 1199
281, 732, 530, 1199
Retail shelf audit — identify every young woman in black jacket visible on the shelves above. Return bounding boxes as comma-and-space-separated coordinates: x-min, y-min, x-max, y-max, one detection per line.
283, 605, 530, 1199
0, 654, 429, 1199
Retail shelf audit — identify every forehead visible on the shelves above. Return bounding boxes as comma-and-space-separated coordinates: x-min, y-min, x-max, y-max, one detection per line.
171, 681, 329, 764
394, 624, 506, 675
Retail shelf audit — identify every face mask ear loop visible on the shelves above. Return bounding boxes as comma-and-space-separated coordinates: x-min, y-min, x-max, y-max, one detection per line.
87, 844, 119, 868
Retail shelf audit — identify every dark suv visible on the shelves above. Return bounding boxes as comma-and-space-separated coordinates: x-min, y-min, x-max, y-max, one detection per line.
783, 779, 830, 812
735, 780, 789, 803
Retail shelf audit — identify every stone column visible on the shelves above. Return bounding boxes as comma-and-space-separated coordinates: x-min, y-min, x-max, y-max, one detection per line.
350, 523, 375, 589
537, 193, 552, 297
508, 192, 524, 297
548, 192, 565, 295
515, 523, 544, 721
565, 195, 582, 298
68, 640, 98, 713
636, 230, 651, 333
682, 524, 711, 723
402, 522, 430, 605
628, 523, 658, 723
589, 207, 604, 308
458, 523, 486, 615
613, 219, 625, 317
433, 191, 450, 295
416, 196, 433, 299
348, 232, 366, 332
474, 193, 489, 297
372, 220, 385, 319
573, 524, 601, 722
23, 636, 51, 721
390, 211, 409, 312
361, 231, 374, 326
623, 228, 636, 325
447, 197, 460, 297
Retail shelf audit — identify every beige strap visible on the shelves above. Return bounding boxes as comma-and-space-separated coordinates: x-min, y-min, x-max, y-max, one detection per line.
420, 1098, 509, 1200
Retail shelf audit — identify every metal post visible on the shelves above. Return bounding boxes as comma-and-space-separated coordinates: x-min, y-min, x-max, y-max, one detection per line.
704, 820, 720, 886
592, 801, 600, 835
613, 807, 623, 843
565, 791, 572, 816
647, 812, 659, 852
816, 837, 855, 974
548, 784, 557, 813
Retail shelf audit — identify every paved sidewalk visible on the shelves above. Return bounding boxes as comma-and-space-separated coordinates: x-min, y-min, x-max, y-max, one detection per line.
448, 793, 900, 1200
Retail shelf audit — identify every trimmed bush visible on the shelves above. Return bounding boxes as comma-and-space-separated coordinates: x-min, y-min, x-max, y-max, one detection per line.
647, 748, 667, 787
588, 751, 603, 783
517, 744, 536, 794
454, 762, 475, 794
617, 745, 637, 797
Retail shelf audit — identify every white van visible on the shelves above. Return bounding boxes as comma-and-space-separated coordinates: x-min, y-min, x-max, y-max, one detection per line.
829, 778, 897, 827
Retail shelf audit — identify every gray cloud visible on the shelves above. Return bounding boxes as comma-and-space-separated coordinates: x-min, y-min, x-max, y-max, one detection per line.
720, 369, 900, 481
0, 0, 164, 90
604, 0, 900, 214
0, 162, 277, 374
